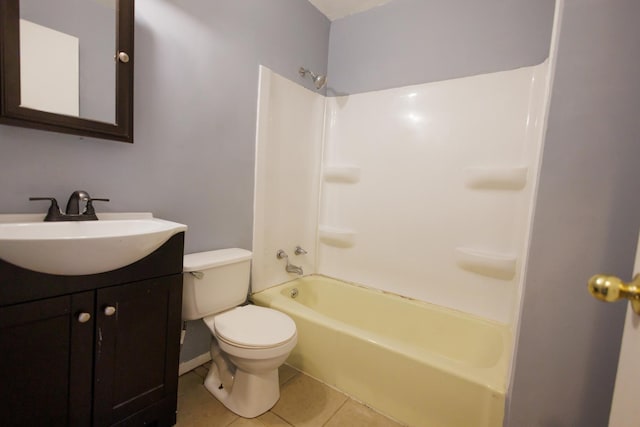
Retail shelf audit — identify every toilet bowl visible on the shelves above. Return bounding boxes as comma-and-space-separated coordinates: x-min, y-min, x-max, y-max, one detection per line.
182, 249, 297, 418
202, 305, 297, 417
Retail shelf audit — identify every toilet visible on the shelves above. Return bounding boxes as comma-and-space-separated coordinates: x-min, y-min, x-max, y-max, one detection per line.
182, 248, 297, 418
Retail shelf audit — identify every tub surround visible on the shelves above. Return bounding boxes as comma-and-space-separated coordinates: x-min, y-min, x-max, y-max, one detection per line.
252, 66, 324, 292
252, 275, 510, 427
253, 63, 549, 325
319, 63, 548, 324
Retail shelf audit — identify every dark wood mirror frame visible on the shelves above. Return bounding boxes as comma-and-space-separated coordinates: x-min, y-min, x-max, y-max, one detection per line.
0, 0, 134, 143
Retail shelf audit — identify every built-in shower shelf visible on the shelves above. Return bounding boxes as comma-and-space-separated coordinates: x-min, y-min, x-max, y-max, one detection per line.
455, 247, 516, 280
464, 166, 528, 190
323, 165, 361, 184
318, 225, 356, 248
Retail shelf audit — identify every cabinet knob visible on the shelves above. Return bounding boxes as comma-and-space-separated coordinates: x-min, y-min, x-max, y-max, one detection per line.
104, 306, 116, 316
77, 312, 91, 323
117, 51, 130, 63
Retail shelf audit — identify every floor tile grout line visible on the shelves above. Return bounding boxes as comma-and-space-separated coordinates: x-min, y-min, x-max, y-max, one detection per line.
321, 397, 349, 427
272, 409, 296, 426
280, 371, 299, 387
223, 415, 240, 427
270, 368, 300, 426
268, 410, 294, 426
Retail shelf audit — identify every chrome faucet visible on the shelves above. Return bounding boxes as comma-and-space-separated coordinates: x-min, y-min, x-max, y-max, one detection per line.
277, 250, 303, 275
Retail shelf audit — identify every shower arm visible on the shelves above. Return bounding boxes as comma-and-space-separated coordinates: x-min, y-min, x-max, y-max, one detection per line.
298, 67, 327, 90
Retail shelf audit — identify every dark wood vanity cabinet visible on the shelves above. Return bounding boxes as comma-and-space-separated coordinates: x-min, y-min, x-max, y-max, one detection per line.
0, 233, 184, 427
0, 292, 93, 426
94, 275, 182, 427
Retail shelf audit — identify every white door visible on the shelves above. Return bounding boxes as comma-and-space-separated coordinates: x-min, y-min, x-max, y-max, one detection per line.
588, 234, 640, 427
609, 300, 639, 427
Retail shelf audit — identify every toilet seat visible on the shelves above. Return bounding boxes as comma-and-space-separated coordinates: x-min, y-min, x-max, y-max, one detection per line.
210, 305, 296, 349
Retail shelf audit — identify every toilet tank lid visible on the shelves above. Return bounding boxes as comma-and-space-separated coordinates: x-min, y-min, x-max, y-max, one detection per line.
183, 248, 252, 272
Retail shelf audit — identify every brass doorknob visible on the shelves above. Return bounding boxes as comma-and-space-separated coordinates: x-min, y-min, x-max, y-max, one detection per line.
588, 274, 640, 314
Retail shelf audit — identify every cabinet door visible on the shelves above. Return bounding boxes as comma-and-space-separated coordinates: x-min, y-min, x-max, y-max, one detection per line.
0, 292, 94, 427
93, 275, 182, 426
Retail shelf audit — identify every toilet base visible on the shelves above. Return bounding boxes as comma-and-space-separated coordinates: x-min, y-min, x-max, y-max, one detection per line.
204, 363, 280, 418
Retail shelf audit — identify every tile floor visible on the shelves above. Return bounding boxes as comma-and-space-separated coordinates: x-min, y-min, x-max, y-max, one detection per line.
176, 363, 405, 427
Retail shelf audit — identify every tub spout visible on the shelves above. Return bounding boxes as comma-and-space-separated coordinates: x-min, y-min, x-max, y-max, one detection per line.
286, 263, 304, 275
277, 249, 304, 275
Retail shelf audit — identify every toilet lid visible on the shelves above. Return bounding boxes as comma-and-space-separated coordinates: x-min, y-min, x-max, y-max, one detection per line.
214, 305, 296, 348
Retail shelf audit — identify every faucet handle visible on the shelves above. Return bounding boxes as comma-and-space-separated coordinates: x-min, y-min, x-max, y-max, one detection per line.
29, 197, 62, 221
294, 246, 307, 256
277, 249, 288, 259
84, 198, 110, 216
29, 197, 58, 203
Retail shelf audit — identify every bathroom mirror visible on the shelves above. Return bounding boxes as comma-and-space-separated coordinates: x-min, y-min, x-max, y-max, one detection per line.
0, 0, 134, 142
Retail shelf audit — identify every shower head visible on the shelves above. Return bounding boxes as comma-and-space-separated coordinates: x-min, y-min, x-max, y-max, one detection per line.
313, 73, 327, 90
299, 67, 327, 90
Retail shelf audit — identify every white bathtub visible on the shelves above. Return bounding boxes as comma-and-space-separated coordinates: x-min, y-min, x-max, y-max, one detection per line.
251, 275, 510, 427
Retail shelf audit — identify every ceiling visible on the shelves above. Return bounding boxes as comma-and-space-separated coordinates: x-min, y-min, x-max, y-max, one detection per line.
308, 0, 394, 20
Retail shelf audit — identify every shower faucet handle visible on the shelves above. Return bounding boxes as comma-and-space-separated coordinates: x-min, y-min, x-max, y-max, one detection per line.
294, 246, 307, 256
277, 250, 288, 259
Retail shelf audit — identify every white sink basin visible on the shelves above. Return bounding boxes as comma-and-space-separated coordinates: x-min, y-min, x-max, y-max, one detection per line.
0, 214, 187, 275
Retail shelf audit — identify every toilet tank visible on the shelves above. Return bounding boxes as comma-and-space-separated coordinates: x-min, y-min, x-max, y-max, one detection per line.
182, 248, 252, 321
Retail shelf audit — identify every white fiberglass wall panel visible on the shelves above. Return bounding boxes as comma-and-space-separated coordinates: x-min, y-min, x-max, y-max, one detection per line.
252, 66, 325, 293
318, 63, 548, 324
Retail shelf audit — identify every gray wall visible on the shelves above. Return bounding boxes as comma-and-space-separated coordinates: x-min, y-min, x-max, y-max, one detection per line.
507, 0, 640, 425
0, 0, 329, 363
327, 0, 555, 95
